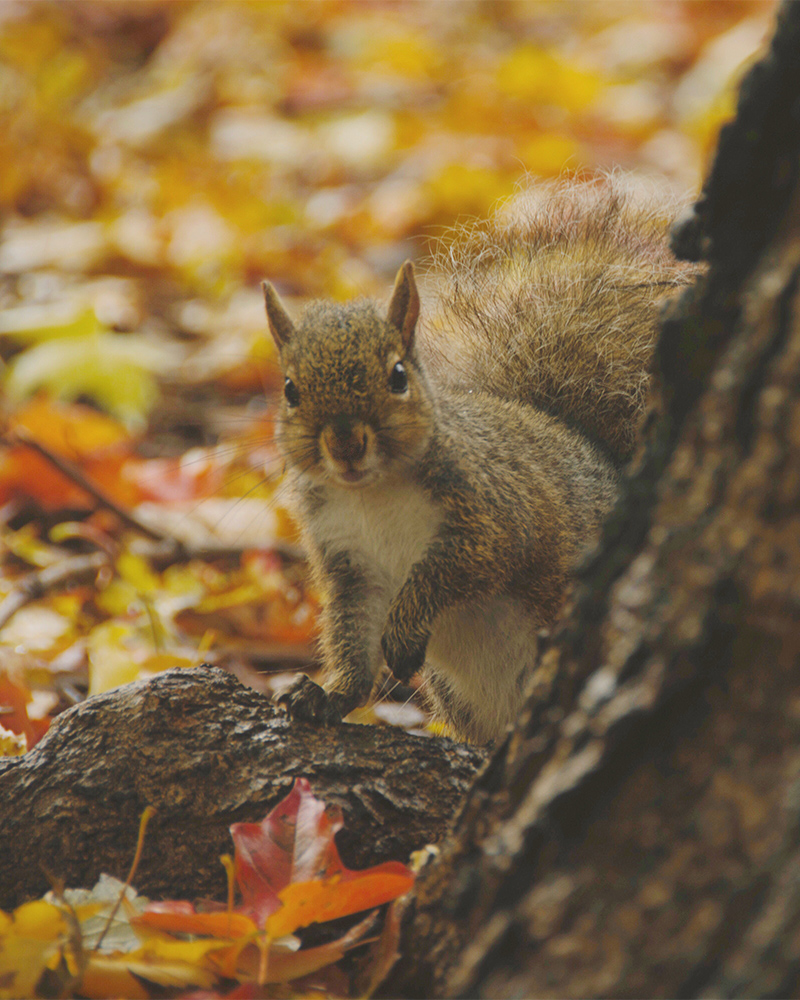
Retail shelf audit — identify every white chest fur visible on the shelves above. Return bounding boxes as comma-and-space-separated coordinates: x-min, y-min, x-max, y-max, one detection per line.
309, 478, 442, 590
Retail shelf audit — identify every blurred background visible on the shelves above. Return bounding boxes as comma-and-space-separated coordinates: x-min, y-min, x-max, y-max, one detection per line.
1, 0, 776, 297
0, 0, 779, 744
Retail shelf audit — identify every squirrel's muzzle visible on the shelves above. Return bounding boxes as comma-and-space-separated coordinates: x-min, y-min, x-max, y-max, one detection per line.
321, 417, 369, 464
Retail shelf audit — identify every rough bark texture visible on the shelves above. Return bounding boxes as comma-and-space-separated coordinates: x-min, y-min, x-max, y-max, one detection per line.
381, 4, 800, 997
0, 666, 485, 910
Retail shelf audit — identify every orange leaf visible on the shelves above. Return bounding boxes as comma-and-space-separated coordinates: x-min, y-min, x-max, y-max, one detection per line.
135, 903, 257, 940
1, 396, 138, 509
8, 396, 132, 454
267, 866, 414, 939
0, 674, 50, 748
231, 779, 413, 930
138, 779, 413, 972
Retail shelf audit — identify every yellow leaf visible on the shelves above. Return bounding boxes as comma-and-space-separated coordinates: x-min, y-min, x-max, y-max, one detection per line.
497, 45, 600, 113
0, 523, 61, 568
195, 583, 264, 614
0, 18, 63, 74
363, 29, 442, 80
0, 724, 27, 757
517, 134, 581, 176
94, 577, 140, 618
5, 331, 174, 429
134, 935, 228, 970
140, 651, 199, 674
116, 551, 162, 595
81, 939, 222, 996
426, 163, 514, 220
79, 959, 151, 1000
0, 304, 98, 343
0, 900, 67, 1000
87, 622, 141, 696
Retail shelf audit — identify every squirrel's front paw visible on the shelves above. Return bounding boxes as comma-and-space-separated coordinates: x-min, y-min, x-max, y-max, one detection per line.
381, 624, 428, 683
274, 674, 343, 725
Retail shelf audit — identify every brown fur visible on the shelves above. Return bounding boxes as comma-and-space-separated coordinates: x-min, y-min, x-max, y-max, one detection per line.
266, 176, 698, 742
422, 174, 699, 462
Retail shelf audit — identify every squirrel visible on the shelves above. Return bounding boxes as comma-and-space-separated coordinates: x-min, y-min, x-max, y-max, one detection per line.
262, 175, 697, 743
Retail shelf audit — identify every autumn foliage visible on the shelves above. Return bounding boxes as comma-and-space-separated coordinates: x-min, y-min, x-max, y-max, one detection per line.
0, 780, 413, 998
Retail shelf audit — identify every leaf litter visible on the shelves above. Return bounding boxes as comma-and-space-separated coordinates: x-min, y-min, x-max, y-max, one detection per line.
0, 781, 413, 999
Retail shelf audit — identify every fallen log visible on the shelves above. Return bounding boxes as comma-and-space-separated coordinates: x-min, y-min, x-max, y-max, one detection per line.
0, 666, 485, 910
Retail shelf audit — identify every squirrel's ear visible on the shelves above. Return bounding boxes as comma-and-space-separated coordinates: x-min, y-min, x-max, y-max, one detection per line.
387, 260, 419, 351
261, 280, 296, 350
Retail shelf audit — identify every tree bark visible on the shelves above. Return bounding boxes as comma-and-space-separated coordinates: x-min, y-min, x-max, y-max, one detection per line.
0, 666, 485, 910
380, 3, 800, 997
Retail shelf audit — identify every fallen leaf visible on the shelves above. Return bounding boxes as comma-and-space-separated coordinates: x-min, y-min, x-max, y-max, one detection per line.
231, 778, 414, 933
5, 332, 181, 429
0, 672, 50, 748
267, 867, 413, 940
137, 902, 257, 940
233, 911, 378, 984
0, 900, 67, 1000
0, 606, 72, 653
130, 780, 412, 989
80, 948, 218, 998
56, 873, 148, 954
1, 396, 138, 509
0, 723, 27, 757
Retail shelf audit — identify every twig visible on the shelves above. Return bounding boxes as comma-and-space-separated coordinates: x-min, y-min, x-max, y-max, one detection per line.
6, 429, 307, 566
220, 853, 235, 937
6, 428, 165, 542
93, 806, 156, 953
0, 552, 109, 630
139, 538, 305, 567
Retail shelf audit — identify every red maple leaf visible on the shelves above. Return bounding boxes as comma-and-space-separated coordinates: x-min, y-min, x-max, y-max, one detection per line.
139, 779, 414, 940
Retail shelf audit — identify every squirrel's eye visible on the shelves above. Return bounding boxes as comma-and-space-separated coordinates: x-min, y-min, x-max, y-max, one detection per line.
389, 361, 408, 394
284, 377, 300, 407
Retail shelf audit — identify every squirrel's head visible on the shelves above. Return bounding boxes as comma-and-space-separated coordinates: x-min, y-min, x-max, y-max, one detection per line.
262, 262, 434, 489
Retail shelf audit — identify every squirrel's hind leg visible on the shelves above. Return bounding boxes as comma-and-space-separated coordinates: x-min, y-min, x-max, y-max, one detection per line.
422, 668, 485, 743
423, 597, 541, 743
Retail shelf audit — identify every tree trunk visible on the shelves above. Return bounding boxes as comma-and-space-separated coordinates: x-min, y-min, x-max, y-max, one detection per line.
0, 666, 485, 910
380, 3, 800, 997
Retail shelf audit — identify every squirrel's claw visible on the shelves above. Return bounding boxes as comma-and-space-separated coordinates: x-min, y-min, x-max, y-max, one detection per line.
274, 674, 343, 725
381, 626, 428, 683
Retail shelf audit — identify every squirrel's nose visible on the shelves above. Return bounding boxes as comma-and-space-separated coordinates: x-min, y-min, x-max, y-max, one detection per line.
323, 419, 368, 463
332, 414, 354, 438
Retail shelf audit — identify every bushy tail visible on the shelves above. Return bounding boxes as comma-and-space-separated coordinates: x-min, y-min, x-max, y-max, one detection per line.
420, 174, 700, 462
